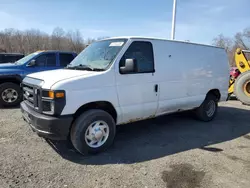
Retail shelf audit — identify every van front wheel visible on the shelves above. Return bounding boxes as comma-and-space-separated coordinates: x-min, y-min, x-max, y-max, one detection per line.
70, 109, 116, 155
195, 95, 218, 122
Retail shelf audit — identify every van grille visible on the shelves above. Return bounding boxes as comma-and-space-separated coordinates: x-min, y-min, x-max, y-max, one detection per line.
22, 83, 39, 109
22, 83, 53, 113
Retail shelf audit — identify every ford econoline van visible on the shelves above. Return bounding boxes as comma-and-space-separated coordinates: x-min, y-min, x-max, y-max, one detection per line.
20, 37, 229, 155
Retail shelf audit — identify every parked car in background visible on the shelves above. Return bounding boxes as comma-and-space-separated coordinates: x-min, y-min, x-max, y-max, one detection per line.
0, 53, 24, 64
0, 50, 77, 107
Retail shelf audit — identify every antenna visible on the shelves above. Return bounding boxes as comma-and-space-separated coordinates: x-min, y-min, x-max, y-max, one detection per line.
171, 0, 177, 40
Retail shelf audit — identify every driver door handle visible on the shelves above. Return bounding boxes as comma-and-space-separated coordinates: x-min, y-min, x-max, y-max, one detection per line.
154, 84, 158, 93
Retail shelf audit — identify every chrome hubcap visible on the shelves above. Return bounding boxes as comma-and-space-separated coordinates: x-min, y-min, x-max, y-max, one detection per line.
85, 120, 109, 148
1, 88, 18, 103
206, 100, 216, 117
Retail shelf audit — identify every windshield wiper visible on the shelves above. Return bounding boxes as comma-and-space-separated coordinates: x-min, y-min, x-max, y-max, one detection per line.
65, 64, 105, 71
92, 68, 105, 71
65, 64, 93, 71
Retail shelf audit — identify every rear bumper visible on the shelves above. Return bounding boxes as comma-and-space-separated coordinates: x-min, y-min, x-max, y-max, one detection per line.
20, 102, 73, 140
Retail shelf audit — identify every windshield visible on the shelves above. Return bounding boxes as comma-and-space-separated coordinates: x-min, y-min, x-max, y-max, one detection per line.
15, 52, 39, 65
67, 39, 127, 70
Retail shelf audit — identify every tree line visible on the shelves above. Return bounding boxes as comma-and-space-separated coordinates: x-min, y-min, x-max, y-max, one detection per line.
1, 26, 249, 67
0, 27, 103, 54
213, 27, 250, 67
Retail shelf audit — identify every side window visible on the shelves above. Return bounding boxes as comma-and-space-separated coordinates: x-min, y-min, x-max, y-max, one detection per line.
35, 54, 56, 67
120, 41, 154, 73
35, 55, 46, 67
2, 55, 14, 63
6, 55, 23, 62
46, 54, 56, 67
59, 53, 75, 67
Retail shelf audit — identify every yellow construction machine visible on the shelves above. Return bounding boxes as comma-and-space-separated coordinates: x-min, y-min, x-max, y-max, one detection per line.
228, 48, 250, 105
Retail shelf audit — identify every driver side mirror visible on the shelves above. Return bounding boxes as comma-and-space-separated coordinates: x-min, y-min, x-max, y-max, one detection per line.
120, 58, 137, 74
27, 59, 36, 67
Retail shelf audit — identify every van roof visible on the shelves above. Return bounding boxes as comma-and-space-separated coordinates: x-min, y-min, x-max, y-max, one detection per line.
102, 36, 224, 49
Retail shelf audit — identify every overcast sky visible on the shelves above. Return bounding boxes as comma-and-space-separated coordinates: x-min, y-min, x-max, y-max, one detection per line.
0, 0, 249, 44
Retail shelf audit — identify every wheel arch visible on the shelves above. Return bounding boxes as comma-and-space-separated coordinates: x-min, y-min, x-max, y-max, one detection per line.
0, 75, 22, 85
206, 89, 221, 102
73, 101, 117, 123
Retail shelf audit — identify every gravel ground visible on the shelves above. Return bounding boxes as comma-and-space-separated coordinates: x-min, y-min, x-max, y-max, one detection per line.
0, 100, 250, 188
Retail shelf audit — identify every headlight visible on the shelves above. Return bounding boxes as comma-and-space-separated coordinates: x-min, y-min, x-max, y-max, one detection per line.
41, 90, 66, 116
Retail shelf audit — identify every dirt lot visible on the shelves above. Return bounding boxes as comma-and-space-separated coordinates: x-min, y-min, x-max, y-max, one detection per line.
0, 100, 250, 188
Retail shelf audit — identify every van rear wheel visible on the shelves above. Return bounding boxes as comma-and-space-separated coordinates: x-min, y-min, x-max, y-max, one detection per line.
195, 94, 218, 122
70, 109, 116, 155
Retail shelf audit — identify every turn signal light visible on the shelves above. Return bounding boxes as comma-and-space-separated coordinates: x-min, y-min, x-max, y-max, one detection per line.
55, 92, 65, 98
48, 91, 65, 99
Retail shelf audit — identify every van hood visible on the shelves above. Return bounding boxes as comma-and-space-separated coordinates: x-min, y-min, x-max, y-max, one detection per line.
27, 69, 97, 89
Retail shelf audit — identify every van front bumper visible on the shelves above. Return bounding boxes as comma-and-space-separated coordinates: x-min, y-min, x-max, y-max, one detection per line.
20, 102, 73, 140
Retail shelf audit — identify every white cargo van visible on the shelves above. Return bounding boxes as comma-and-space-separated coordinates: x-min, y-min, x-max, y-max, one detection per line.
21, 37, 229, 155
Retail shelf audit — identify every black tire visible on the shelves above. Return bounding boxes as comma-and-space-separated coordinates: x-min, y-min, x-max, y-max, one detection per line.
234, 71, 250, 105
0, 82, 22, 107
194, 94, 218, 122
70, 109, 116, 155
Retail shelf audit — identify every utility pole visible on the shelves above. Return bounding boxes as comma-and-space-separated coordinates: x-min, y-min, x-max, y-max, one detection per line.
171, 0, 177, 40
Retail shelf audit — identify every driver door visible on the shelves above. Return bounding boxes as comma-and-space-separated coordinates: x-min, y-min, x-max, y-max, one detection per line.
115, 41, 159, 123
